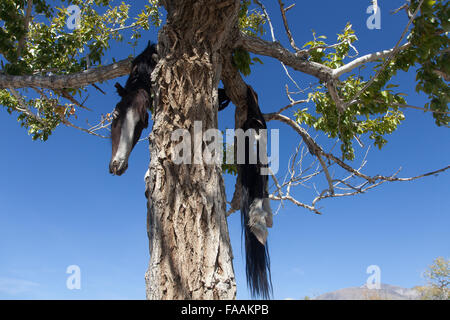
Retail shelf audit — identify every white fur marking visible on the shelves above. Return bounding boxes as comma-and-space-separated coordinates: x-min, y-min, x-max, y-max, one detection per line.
114, 108, 138, 163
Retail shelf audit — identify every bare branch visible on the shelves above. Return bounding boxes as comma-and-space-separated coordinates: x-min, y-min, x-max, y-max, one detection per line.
312, 178, 387, 207
265, 107, 450, 189
392, 3, 409, 15
326, 80, 345, 112
374, 100, 450, 115
264, 112, 322, 156
91, 83, 106, 95
9, 88, 43, 124
268, 126, 449, 214
270, 194, 322, 215
276, 0, 301, 52
274, 99, 307, 115
332, 42, 411, 78
0, 58, 133, 89
317, 153, 334, 195
253, 0, 275, 42
239, 32, 331, 82
284, 4, 295, 12
238, 31, 348, 111
253, 0, 304, 92
56, 89, 92, 111
375, 165, 450, 182
62, 118, 109, 139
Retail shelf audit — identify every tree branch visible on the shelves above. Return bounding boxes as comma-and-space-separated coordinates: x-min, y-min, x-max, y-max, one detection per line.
253, 0, 305, 92
17, 0, 33, 58
342, 0, 425, 109
62, 118, 109, 139
239, 32, 330, 82
332, 42, 411, 78
9, 88, 43, 124
0, 58, 133, 89
276, 0, 301, 53
270, 194, 322, 215
264, 112, 322, 156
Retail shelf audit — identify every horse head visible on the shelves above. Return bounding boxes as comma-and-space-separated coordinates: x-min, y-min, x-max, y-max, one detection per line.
109, 42, 157, 176
109, 84, 149, 175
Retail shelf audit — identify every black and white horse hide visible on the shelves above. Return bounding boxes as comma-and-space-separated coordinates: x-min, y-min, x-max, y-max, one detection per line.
240, 85, 273, 299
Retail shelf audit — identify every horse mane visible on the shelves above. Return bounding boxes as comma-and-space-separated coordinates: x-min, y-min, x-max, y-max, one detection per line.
124, 42, 157, 95
113, 42, 157, 127
134, 90, 149, 128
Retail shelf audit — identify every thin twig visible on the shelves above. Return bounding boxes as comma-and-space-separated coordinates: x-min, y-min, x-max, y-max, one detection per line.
17, 0, 33, 58
253, 0, 305, 92
343, 0, 425, 109
276, 0, 301, 52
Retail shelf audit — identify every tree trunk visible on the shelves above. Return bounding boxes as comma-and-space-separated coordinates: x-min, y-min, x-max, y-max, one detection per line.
144, 0, 240, 299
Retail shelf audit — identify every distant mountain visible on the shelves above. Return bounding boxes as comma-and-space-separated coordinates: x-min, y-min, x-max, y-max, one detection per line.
315, 284, 422, 300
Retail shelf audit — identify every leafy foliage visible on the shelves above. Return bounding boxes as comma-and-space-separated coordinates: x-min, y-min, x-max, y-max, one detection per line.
295, 0, 449, 160
238, 0, 265, 37
232, 46, 263, 76
233, 1, 265, 77
0, 0, 161, 140
401, 0, 449, 126
298, 23, 407, 159
0, 88, 59, 140
0, 0, 447, 159
0, 0, 266, 140
417, 257, 449, 300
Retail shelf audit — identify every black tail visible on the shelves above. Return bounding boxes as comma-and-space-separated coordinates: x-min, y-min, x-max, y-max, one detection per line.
240, 85, 273, 299
241, 187, 272, 299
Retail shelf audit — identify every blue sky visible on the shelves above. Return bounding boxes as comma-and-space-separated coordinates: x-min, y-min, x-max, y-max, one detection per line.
0, 1, 448, 299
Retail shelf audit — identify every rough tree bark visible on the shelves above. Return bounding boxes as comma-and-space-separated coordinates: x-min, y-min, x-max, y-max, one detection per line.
144, 0, 240, 299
